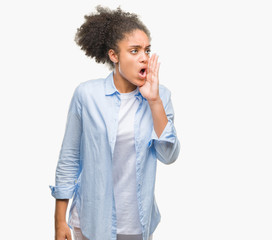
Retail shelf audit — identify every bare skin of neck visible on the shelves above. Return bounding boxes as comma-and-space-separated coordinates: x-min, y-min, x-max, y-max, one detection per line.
113, 68, 137, 93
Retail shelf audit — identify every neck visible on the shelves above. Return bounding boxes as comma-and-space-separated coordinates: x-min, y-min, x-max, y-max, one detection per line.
113, 68, 137, 93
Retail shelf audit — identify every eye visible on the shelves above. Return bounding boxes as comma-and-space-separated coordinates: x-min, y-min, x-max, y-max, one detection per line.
145, 49, 151, 55
131, 49, 138, 54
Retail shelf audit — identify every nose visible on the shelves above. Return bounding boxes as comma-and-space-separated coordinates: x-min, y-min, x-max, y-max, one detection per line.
139, 51, 149, 63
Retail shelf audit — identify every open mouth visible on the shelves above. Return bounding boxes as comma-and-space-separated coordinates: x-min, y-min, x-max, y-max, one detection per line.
139, 68, 147, 79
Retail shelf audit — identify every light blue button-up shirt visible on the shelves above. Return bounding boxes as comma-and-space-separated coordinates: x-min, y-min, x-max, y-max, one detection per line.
49, 72, 180, 240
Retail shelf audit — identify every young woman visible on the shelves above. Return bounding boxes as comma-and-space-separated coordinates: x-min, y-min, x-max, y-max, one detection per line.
50, 6, 180, 240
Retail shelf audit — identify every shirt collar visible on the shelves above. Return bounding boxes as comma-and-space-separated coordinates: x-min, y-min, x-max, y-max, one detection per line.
104, 71, 147, 101
104, 72, 119, 96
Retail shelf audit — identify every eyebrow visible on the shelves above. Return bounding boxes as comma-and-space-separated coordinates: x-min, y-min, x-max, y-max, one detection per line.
128, 45, 151, 48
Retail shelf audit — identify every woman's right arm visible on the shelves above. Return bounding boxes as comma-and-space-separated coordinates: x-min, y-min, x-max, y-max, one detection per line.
49, 84, 83, 239
55, 199, 72, 240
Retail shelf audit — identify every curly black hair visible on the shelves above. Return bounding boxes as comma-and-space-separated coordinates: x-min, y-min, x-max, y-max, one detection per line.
74, 5, 151, 69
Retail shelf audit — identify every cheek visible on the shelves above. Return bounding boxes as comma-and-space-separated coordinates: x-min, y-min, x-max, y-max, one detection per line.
119, 59, 135, 75
118, 62, 129, 77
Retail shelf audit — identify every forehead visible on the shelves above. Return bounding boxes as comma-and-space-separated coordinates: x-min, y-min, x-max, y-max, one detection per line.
120, 29, 150, 47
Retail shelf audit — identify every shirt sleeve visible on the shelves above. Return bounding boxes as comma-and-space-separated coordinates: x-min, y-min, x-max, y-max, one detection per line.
49, 84, 83, 199
148, 89, 181, 165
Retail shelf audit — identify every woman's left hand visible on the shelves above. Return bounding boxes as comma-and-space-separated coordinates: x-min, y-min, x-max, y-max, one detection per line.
139, 53, 160, 101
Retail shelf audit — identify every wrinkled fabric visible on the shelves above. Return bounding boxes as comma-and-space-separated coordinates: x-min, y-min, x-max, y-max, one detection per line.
72, 227, 153, 240
49, 72, 180, 240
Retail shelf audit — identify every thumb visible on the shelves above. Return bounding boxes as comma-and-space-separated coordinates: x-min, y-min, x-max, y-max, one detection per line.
66, 232, 72, 240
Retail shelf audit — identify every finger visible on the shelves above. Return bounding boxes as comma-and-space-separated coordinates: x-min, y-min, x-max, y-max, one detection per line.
149, 54, 157, 74
153, 55, 159, 74
148, 54, 154, 74
150, 55, 158, 80
67, 233, 72, 240
156, 62, 161, 76
66, 229, 72, 240
152, 54, 158, 69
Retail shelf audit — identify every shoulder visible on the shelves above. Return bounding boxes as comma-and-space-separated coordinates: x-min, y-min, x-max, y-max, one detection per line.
158, 84, 172, 105
159, 84, 171, 96
73, 77, 106, 99
78, 78, 105, 92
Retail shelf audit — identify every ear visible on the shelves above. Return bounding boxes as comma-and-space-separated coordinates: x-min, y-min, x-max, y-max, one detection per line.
108, 49, 119, 64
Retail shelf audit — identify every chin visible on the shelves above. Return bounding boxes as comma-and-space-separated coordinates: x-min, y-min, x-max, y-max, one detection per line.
138, 82, 145, 87
135, 78, 146, 86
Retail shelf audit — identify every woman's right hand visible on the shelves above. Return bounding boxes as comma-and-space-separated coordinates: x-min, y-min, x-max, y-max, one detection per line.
55, 221, 72, 240
54, 199, 70, 239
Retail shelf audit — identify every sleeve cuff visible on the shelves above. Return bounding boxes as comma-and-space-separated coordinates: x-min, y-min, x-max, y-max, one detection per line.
49, 184, 77, 199
148, 121, 176, 148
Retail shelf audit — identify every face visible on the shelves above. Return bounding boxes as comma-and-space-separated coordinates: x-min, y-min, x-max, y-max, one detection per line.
112, 29, 151, 87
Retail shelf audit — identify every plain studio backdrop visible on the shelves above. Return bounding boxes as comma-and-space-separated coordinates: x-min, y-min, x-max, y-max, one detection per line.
0, 0, 271, 239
